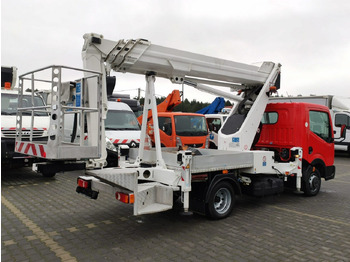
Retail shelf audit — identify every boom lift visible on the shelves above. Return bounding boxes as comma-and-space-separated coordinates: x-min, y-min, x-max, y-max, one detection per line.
16, 33, 334, 219
137, 89, 182, 124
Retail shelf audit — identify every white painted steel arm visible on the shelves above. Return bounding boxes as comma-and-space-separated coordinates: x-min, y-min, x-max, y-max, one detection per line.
82, 33, 281, 158
82, 34, 275, 87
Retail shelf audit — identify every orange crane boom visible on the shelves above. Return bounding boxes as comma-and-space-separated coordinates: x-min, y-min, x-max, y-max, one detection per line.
137, 89, 181, 124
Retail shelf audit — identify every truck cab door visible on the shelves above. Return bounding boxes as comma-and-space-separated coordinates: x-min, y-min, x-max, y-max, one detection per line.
334, 112, 350, 150
158, 117, 173, 147
308, 110, 334, 166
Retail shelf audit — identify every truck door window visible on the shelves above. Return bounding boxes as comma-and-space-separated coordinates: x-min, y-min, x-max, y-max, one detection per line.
158, 117, 172, 136
207, 118, 221, 132
309, 111, 332, 142
261, 112, 278, 124
335, 113, 350, 129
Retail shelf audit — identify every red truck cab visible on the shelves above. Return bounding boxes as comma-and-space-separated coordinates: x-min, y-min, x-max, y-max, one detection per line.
254, 102, 335, 193
148, 112, 209, 148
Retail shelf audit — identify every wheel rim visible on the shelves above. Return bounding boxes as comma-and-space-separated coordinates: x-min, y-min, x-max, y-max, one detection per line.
214, 188, 232, 214
309, 173, 320, 193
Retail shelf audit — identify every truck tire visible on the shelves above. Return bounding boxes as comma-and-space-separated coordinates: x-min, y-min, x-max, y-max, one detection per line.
209, 142, 217, 149
302, 167, 321, 196
207, 181, 235, 219
42, 172, 56, 178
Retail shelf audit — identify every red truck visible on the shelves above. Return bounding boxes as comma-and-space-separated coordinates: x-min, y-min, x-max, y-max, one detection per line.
254, 102, 335, 196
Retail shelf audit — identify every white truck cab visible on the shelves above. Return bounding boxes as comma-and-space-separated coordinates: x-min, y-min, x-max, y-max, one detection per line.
105, 100, 141, 148
205, 113, 229, 149
1, 67, 50, 167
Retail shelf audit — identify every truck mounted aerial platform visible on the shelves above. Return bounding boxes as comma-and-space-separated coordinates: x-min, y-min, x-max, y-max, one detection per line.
15, 33, 334, 219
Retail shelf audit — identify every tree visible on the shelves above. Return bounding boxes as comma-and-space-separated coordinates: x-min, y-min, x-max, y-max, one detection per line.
136, 96, 230, 113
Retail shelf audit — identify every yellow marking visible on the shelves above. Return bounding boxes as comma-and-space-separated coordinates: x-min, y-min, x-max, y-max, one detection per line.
3, 240, 16, 246
85, 223, 97, 229
331, 180, 350, 184
25, 235, 38, 241
48, 231, 59, 237
336, 163, 350, 167
272, 206, 350, 227
67, 227, 79, 232
6, 183, 47, 189
334, 172, 350, 178
1, 195, 77, 261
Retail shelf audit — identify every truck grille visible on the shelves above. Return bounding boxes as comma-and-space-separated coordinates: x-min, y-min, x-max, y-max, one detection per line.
1, 128, 46, 138
185, 143, 203, 148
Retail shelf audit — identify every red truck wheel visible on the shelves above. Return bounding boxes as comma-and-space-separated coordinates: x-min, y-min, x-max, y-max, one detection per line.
302, 167, 321, 196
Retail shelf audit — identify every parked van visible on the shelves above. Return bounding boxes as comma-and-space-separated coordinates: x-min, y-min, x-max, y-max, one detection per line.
105, 100, 141, 148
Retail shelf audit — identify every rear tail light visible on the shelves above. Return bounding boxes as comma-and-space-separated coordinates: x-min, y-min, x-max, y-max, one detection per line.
77, 178, 89, 188
116, 192, 134, 204
76, 178, 98, 199
4, 82, 12, 90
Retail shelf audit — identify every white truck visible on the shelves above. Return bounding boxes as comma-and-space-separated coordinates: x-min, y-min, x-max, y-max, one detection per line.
15, 34, 336, 219
270, 95, 350, 153
1, 66, 50, 169
104, 77, 141, 151
105, 100, 141, 167
206, 113, 229, 149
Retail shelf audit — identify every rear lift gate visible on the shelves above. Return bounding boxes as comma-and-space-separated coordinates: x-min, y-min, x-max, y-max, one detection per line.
77, 168, 175, 215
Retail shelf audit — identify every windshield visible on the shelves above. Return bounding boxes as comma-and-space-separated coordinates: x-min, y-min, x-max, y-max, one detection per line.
174, 115, 208, 136
1, 93, 47, 116
105, 110, 140, 131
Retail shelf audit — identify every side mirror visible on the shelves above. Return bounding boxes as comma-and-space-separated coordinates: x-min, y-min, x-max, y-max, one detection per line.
340, 124, 346, 139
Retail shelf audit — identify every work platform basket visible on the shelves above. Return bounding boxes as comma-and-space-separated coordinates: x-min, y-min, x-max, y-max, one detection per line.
15, 65, 103, 160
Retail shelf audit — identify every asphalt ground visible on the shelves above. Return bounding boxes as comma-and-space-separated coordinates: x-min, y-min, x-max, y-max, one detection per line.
2, 152, 350, 262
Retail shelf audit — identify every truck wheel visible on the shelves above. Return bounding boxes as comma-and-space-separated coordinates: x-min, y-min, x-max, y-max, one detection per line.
302, 167, 321, 196
207, 181, 235, 219
42, 172, 56, 178
209, 142, 217, 149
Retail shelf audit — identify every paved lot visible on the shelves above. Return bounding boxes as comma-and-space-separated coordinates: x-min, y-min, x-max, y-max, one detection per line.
2, 153, 350, 262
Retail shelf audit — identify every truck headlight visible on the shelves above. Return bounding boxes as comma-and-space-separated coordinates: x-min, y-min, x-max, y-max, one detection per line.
106, 137, 117, 152
205, 136, 209, 149
176, 136, 182, 148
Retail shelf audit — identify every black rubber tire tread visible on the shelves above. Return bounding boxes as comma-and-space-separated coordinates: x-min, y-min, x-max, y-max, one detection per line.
42, 172, 56, 178
302, 167, 321, 196
207, 181, 235, 219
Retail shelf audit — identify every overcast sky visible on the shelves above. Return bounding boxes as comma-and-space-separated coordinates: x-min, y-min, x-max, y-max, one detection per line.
2, 0, 350, 102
